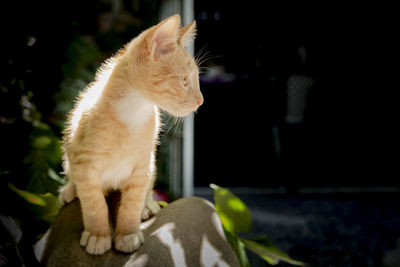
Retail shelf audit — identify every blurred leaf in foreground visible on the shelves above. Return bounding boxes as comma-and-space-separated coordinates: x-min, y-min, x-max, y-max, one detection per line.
8, 184, 46, 206
224, 229, 250, 267
8, 184, 60, 223
241, 235, 304, 266
210, 183, 252, 235
210, 184, 305, 266
158, 201, 168, 208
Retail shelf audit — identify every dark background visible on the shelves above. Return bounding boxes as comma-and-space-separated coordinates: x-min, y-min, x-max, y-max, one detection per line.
193, 1, 396, 187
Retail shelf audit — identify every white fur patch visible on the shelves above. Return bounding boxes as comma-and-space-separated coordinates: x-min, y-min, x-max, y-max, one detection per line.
101, 158, 134, 190
115, 89, 155, 132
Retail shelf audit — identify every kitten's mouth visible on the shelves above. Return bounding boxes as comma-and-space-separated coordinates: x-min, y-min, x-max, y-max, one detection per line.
182, 100, 202, 112
166, 104, 198, 117
181, 96, 203, 108
163, 96, 203, 117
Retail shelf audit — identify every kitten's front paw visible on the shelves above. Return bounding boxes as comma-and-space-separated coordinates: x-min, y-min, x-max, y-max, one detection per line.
141, 197, 161, 220
114, 231, 144, 253
58, 182, 77, 206
80, 230, 111, 255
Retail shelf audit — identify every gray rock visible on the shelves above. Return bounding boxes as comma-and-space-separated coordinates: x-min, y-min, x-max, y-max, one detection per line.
37, 196, 239, 267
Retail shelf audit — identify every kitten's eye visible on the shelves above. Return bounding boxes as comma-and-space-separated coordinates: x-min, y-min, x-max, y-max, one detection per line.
181, 76, 188, 87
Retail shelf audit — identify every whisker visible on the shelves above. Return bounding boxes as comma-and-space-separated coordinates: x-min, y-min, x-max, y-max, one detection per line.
195, 44, 212, 67
195, 51, 210, 66
161, 114, 176, 137
172, 117, 182, 138
195, 49, 208, 61
195, 43, 208, 62
197, 54, 223, 68
195, 49, 224, 74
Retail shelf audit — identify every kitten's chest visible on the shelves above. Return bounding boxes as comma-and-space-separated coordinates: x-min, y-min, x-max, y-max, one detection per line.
101, 156, 135, 190
100, 135, 153, 190
90, 89, 159, 190
114, 90, 155, 132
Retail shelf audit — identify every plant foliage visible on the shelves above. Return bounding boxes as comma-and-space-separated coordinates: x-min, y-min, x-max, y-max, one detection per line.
210, 184, 304, 266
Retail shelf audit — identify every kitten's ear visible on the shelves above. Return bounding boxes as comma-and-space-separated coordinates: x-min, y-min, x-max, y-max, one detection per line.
152, 14, 180, 56
178, 21, 197, 47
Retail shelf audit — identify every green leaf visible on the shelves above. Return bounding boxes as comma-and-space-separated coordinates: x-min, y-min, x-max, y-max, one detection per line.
33, 121, 50, 130
8, 184, 46, 206
158, 201, 169, 208
42, 136, 62, 167
224, 229, 250, 267
210, 184, 252, 234
32, 136, 52, 149
8, 184, 60, 223
24, 150, 62, 195
241, 236, 305, 266
34, 193, 60, 223
28, 127, 62, 168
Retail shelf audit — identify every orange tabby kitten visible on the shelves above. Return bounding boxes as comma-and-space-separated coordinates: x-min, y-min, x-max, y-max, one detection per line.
58, 14, 203, 255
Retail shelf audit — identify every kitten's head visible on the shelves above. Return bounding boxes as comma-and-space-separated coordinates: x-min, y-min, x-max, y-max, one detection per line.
132, 15, 203, 117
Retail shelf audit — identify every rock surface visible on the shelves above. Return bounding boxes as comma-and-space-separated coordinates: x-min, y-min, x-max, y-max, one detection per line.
37, 196, 239, 267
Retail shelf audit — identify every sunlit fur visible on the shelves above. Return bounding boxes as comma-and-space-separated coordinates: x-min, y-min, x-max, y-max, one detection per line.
123, 16, 203, 117
59, 14, 203, 255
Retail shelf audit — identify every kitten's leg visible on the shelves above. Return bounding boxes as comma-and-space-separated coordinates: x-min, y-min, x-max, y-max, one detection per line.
58, 181, 77, 206
114, 170, 149, 253
74, 169, 111, 255
141, 190, 161, 220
